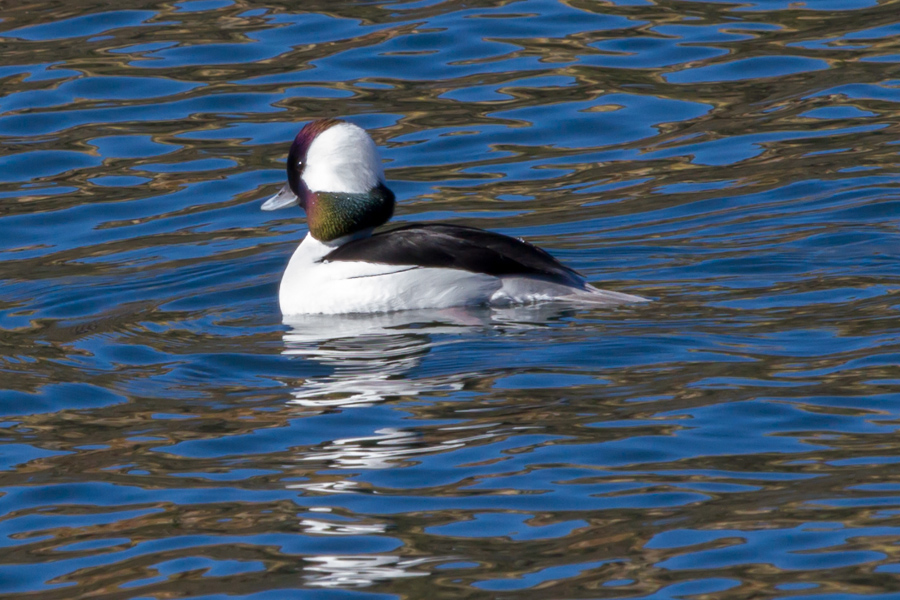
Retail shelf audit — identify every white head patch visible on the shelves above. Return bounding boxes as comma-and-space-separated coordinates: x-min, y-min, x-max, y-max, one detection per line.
302, 122, 385, 194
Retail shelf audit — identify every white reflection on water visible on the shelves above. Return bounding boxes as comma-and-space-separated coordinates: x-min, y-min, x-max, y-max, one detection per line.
281, 304, 573, 408
299, 518, 387, 536
277, 306, 584, 586
303, 426, 502, 470
282, 308, 477, 407
279, 305, 575, 475
304, 555, 432, 588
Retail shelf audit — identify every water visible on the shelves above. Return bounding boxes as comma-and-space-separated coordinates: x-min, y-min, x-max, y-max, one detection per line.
1, 0, 899, 598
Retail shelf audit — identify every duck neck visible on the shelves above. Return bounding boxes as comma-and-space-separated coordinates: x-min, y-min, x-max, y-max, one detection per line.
305, 183, 395, 242
320, 228, 374, 248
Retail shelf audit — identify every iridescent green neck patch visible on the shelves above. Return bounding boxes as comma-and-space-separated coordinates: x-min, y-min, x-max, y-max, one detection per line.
306, 184, 395, 242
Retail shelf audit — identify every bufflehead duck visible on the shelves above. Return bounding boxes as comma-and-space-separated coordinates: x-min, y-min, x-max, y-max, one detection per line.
262, 118, 647, 315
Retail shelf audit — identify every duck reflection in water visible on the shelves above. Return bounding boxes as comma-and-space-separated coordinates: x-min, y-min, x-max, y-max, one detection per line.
280, 303, 579, 408
280, 304, 580, 483
277, 305, 587, 584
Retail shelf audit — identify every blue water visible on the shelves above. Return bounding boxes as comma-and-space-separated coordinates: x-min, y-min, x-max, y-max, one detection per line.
2, 0, 900, 598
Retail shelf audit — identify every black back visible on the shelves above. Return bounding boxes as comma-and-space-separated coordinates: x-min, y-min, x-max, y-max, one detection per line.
321, 224, 585, 286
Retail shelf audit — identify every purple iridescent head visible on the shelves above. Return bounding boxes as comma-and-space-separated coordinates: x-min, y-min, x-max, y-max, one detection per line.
261, 119, 395, 241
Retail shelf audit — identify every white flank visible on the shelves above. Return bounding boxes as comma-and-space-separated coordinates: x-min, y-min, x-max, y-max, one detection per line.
493, 278, 649, 306
278, 234, 647, 315
279, 234, 500, 315
302, 122, 385, 193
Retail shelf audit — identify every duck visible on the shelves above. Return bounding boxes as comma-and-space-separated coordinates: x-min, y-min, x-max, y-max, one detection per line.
261, 118, 647, 315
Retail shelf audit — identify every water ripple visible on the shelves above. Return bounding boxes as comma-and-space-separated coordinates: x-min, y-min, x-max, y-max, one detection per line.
1, 0, 900, 598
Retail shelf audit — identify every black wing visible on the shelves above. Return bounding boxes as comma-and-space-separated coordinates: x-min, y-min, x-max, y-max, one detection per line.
321, 224, 585, 286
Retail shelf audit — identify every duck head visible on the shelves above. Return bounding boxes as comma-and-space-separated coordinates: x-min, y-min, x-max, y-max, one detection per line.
262, 119, 395, 242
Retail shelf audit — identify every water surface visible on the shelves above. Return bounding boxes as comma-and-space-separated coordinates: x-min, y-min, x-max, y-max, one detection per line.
2, 0, 900, 598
